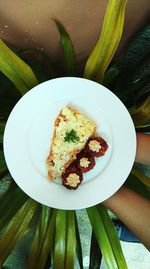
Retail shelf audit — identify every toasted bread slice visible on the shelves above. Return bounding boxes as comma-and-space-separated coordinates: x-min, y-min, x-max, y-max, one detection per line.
46, 106, 96, 179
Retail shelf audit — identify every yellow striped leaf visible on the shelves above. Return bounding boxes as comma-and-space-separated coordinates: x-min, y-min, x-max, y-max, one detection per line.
87, 205, 127, 269
89, 231, 102, 269
125, 172, 150, 199
0, 40, 38, 95
84, 0, 127, 82
28, 206, 56, 269
132, 169, 150, 191
0, 182, 28, 230
53, 210, 67, 269
130, 96, 150, 126
75, 213, 83, 269
0, 199, 38, 267
66, 211, 76, 269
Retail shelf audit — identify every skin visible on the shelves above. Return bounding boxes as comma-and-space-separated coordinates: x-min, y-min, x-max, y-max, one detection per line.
135, 133, 150, 165
103, 133, 150, 250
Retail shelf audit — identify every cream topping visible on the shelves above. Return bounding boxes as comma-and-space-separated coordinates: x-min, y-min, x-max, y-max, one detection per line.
80, 157, 90, 168
66, 173, 80, 187
89, 140, 101, 152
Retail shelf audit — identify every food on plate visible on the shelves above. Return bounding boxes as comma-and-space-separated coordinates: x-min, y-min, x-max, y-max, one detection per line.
46, 106, 109, 190
46, 106, 96, 180
61, 164, 83, 190
85, 136, 108, 157
76, 152, 95, 173
61, 135, 108, 189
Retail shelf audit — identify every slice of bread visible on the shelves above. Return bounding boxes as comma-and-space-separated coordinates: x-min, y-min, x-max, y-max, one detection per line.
46, 106, 96, 180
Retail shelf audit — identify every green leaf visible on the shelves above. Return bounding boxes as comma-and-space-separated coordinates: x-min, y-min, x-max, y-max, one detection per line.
0, 79, 17, 118
0, 150, 8, 179
97, 205, 127, 268
87, 205, 127, 269
0, 96, 16, 120
118, 24, 150, 73
21, 49, 54, 82
0, 71, 20, 98
0, 181, 29, 230
103, 65, 120, 87
135, 84, 150, 104
0, 121, 5, 144
28, 206, 56, 269
0, 199, 38, 267
0, 39, 39, 95
53, 210, 67, 269
0, 72, 21, 120
84, 0, 127, 82
75, 213, 83, 269
132, 169, 150, 191
40, 50, 55, 78
120, 72, 150, 108
135, 123, 150, 132
132, 64, 150, 84
89, 231, 102, 269
54, 19, 75, 76
130, 95, 150, 126
66, 211, 76, 269
21, 58, 48, 83
21, 48, 54, 78
131, 79, 150, 100
125, 170, 150, 199
112, 24, 150, 93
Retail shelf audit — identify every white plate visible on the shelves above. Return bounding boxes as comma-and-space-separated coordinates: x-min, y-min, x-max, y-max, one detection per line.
4, 77, 136, 210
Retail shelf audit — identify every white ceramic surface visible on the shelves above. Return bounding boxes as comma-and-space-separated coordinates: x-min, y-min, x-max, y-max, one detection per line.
4, 77, 136, 209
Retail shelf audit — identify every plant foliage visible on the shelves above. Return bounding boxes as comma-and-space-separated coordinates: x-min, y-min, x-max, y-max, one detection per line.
0, 0, 149, 268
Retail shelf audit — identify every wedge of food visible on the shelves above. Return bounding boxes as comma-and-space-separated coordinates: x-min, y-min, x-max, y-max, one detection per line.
46, 106, 96, 180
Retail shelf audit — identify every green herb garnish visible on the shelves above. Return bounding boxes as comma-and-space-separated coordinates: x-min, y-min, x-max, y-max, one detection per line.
64, 129, 80, 143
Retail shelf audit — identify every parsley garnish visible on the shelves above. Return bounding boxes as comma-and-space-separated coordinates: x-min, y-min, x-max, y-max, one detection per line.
64, 129, 80, 143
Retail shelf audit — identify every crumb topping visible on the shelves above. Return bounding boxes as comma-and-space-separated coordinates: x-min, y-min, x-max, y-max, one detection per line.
66, 173, 80, 187
80, 157, 90, 168
48, 107, 96, 178
89, 140, 101, 152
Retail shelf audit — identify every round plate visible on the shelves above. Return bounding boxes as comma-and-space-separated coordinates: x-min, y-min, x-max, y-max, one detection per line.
4, 77, 136, 209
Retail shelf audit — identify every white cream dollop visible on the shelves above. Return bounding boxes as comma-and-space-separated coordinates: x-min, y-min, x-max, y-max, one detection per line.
66, 173, 80, 187
80, 157, 90, 168
89, 140, 101, 152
